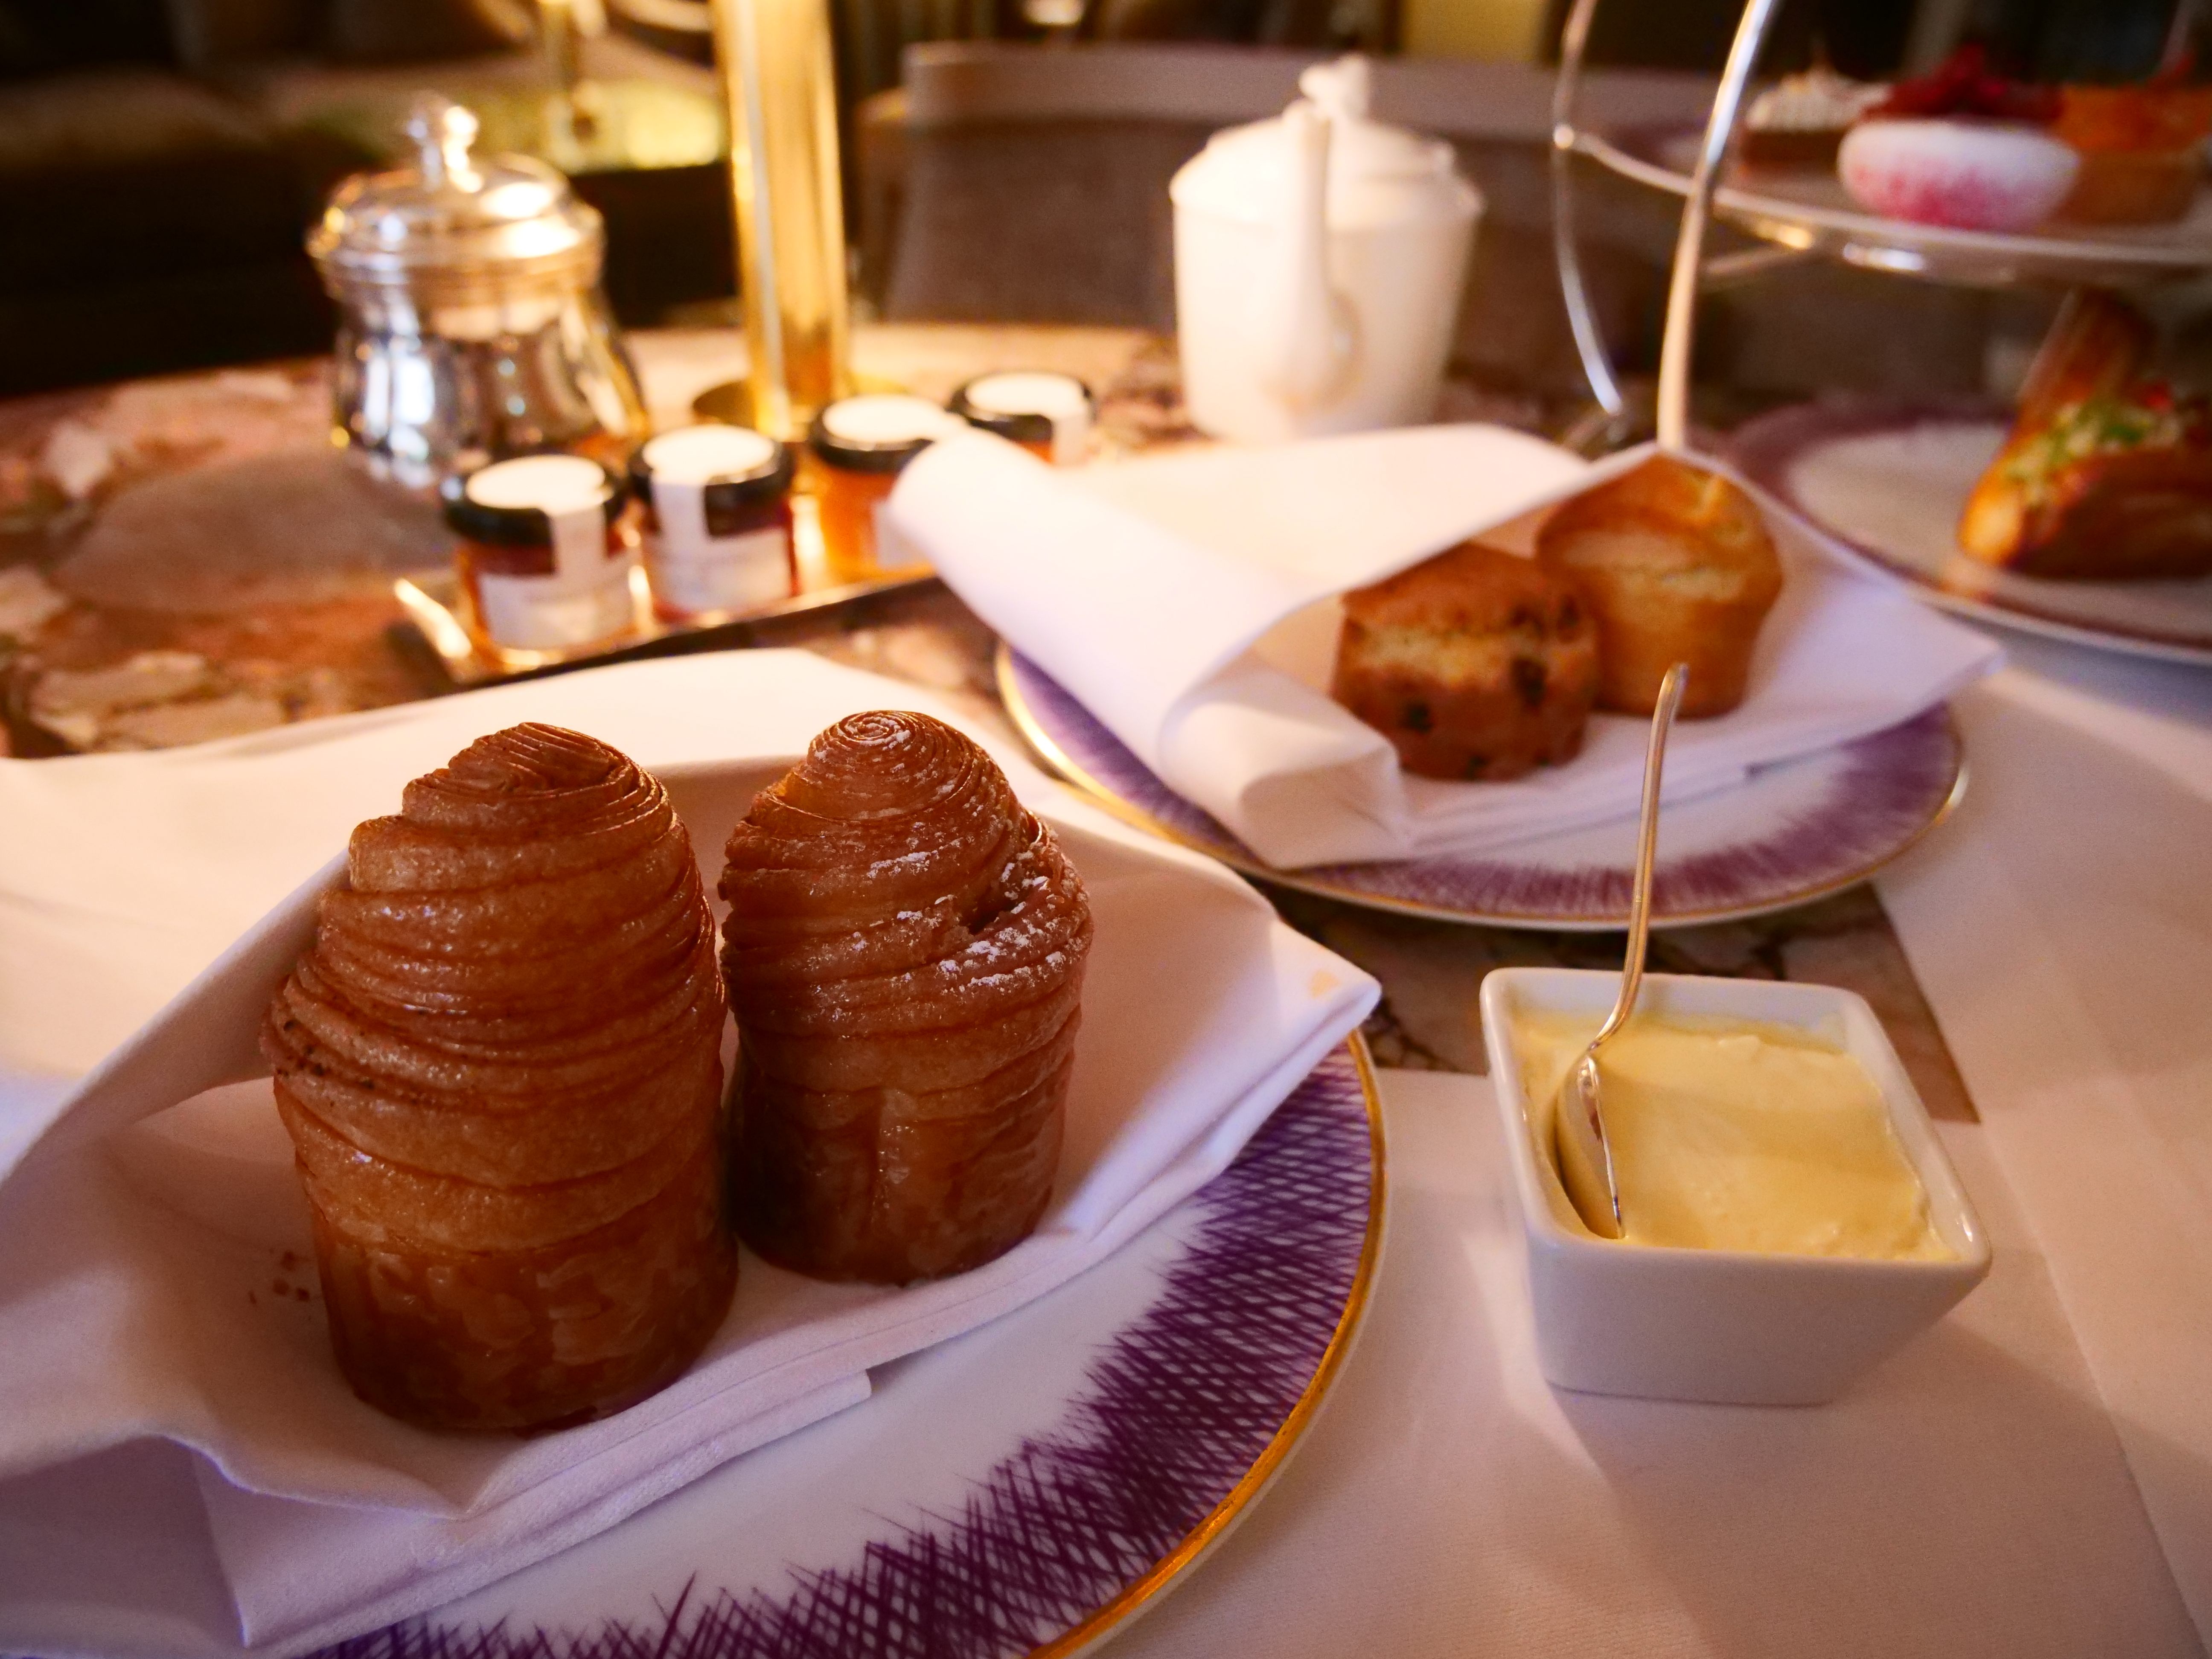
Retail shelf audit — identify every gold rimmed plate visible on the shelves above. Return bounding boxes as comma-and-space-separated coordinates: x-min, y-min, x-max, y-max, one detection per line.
2, 719, 1384, 1659
1580, 123, 2212, 288
1727, 399, 2212, 668
338, 1036, 1385, 1659
998, 644, 1966, 931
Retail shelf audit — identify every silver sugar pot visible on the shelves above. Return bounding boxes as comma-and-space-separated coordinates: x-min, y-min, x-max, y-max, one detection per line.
308, 95, 646, 491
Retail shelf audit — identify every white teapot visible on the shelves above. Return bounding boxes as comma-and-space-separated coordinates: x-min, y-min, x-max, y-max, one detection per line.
1170, 56, 1481, 444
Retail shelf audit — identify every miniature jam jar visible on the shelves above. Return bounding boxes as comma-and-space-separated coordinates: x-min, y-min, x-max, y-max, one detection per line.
629, 425, 796, 620
442, 453, 636, 657
949, 371, 1095, 464
810, 393, 961, 583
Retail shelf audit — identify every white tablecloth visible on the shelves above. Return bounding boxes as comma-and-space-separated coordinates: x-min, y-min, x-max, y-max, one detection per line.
1107, 1068, 2199, 1659
624, 341, 2203, 1652
1110, 636, 2212, 1658
3, 620, 2208, 1655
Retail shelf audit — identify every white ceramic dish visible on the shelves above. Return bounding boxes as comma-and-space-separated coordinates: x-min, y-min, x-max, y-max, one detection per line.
0, 1042, 1381, 1659
1478, 968, 1991, 1406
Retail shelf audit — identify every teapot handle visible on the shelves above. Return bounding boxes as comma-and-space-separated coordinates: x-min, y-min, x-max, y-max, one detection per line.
1253, 100, 1358, 416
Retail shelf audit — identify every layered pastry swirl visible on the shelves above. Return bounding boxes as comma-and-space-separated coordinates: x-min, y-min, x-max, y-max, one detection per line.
261, 724, 736, 1432
720, 712, 1092, 1284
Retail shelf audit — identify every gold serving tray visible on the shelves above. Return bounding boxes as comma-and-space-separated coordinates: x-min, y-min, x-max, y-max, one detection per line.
390, 563, 940, 689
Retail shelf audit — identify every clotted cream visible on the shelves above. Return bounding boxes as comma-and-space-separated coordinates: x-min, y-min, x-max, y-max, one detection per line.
1513, 1009, 1952, 1260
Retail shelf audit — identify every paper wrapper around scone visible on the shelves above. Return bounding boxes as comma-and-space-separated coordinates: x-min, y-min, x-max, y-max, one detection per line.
888, 428, 2002, 869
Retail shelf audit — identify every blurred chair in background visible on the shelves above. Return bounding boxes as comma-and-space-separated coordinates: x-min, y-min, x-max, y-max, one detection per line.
867, 45, 1694, 394
832, 0, 1393, 112
0, 0, 1397, 394
1532, 0, 1918, 76
0, 0, 722, 394
863, 39, 2006, 413
2, 0, 2158, 401
0, 0, 337, 394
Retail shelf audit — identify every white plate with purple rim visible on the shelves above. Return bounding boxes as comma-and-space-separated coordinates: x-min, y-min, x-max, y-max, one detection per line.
1728, 398, 2212, 667
997, 647, 1965, 932
17, 1041, 1380, 1659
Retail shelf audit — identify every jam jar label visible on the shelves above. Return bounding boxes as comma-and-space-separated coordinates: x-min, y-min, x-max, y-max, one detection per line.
645, 471, 792, 617
647, 527, 790, 615
476, 504, 635, 650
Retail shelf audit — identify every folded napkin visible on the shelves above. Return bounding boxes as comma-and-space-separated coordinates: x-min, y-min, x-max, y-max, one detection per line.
0, 651, 1377, 1656
888, 428, 2004, 868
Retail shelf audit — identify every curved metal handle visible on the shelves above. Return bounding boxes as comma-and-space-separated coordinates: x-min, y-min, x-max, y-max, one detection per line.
1549, 0, 1624, 421
1653, 0, 1785, 452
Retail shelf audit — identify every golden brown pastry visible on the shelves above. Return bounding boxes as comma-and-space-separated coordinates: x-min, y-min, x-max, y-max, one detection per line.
261, 724, 735, 1433
719, 712, 1092, 1285
1536, 457, 1784, 719
1959, 289, 2212, 579
1331, 541, 1598, 782
2055, 84, 2212, 225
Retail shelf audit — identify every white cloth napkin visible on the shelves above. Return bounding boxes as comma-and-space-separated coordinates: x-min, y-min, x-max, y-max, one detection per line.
0, 650, 1377, 1656
888, 428, 2004, 868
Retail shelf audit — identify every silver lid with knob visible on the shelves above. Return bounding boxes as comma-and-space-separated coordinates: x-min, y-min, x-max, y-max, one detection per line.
308, 95, 609, 337
308, 94, 644, 492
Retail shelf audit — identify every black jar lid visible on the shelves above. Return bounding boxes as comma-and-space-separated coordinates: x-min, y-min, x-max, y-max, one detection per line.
629, 424, 793, 511
949, 371, 1094, 449
809, 394, 962, 474
442, 453, 623, 546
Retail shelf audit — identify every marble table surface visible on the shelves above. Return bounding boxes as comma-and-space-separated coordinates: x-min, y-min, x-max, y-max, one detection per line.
0, 325, 1974, 1115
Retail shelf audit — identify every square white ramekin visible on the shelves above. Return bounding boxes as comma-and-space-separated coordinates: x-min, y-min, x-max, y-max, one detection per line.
1479, 968, 1991, 1406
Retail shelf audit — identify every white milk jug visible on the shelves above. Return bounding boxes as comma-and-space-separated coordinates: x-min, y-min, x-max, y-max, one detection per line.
1170, 56, 1481, 443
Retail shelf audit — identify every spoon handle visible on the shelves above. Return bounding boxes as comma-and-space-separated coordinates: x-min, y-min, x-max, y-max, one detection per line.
1593, 662, 1689, 1049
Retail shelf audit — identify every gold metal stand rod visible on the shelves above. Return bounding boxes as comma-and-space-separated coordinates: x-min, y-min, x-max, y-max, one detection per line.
709, 0, 852, 439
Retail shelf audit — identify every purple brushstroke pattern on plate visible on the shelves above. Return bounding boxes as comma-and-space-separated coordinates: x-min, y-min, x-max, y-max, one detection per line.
1005, 652, 1961, 926
307, 1047, 1374, 1659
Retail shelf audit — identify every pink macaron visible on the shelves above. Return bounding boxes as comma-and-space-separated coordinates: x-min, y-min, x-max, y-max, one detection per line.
1839, 118, 2080, 231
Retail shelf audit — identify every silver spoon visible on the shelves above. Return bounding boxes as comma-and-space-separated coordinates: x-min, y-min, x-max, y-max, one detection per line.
1554, 661, 1689, 1241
